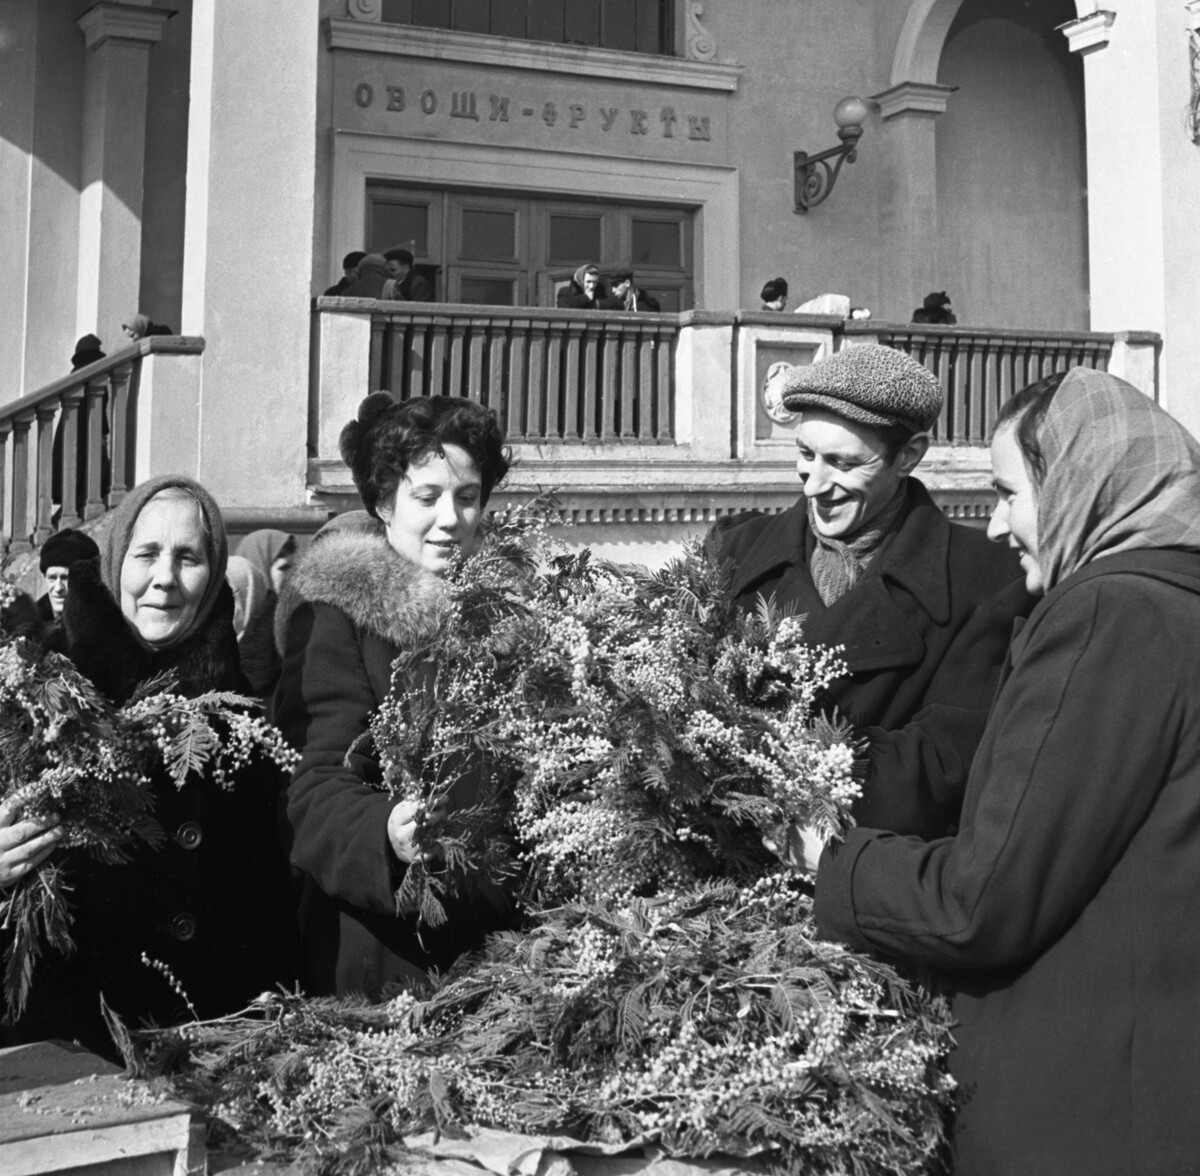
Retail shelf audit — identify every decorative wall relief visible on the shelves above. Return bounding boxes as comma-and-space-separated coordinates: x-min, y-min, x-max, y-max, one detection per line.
347, 0, 382, 22
686, 1, 718, 62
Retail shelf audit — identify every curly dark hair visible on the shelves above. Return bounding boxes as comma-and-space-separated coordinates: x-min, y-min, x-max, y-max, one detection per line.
339, 393, 512, 517
993, 370, 1069, 486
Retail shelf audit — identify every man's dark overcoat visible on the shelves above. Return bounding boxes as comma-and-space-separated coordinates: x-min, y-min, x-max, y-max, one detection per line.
714, 479, 1026, 832
273, 529, 510, 1000
816, 549, 1200, 1174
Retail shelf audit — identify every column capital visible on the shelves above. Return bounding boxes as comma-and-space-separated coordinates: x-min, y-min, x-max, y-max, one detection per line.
78, 3, 176, 50
1186, 0, 1200, 34
1057, 11, 1116, 56
870, 81, 957, 121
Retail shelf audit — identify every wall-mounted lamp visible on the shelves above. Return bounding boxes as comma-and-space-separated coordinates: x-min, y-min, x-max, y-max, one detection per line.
794, 97, 869, 213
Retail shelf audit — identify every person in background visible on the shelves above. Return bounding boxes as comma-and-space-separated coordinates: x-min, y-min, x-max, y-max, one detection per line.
226, 555, 269, 643
3, 475, 297, 1058
324, 251, 366, 297
601, 269, 661, 313
382, 248, 434, 302
911, 291, 957, 325
339, 253, 391, 299
811, 367, 1200, 1173
36, 528, 101, 649
713, 344, 1028, 837
557, 263, 606, 309
70, 335, 105, 372
235, 529, 297, 698
760, 277, 789, 311
122, 314, 172, 340
274, 393, 514, 999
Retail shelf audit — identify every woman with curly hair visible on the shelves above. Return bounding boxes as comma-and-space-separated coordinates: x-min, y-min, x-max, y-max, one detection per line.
274, 394, 514, 998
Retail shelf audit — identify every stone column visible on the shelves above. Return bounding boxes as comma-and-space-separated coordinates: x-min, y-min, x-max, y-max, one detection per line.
869, 82, 956, 323
75, 2, 174, 348
180, 0, 319, 508
1062, 1, 1200, 429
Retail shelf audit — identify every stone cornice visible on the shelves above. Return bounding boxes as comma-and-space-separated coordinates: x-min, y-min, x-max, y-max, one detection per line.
1058, 11, 1116, 56
870, 81, 957, 120
325, 19, 741, 93
78, 3, 175, 49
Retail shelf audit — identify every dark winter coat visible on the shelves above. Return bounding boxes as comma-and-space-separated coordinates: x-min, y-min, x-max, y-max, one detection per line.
713, 479, 1029, 836
390, 272, 434, 303
815, 548, 1200, 1174
5, 561, 298, 1058
273, 529, 512, 999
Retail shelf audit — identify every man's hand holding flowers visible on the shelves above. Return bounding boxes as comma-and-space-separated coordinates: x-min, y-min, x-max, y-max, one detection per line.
0, 798, 62, 889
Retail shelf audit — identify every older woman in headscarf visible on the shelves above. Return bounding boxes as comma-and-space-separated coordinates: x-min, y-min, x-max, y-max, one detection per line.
3, 475, 296, 1057
807, 367, 1200, 1173
556, 262, 606, 309
234, 529, 296, 697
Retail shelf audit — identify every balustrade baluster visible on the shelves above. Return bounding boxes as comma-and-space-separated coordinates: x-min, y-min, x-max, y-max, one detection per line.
545, 323, 565, 441
562, 325, 582, 443
407, 321, 428, 400
467, 324, 486, 404
505, 320, 528, 440
622, 329, 639, 441
369, 318, 385, 392
0, 423, 10, 553
525, 325, 547, 440
34, 402, 57, 544
448, 319, 468, 397
428, 317, 449, 397
83, 377, 107, 520
967, 339, 985, 446
108, 362, 134, 505
387, 318, 410, 398
637, 327, 654, 442
655, 325, 673, 443
57, 389, 85, 530
582, 323, 599, 443
10, 412, 35, 552
601, 329, 619, 442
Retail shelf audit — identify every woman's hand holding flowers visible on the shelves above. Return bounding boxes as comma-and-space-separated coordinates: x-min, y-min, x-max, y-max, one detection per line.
0, 798, 62, 889
387, 796, 449, 865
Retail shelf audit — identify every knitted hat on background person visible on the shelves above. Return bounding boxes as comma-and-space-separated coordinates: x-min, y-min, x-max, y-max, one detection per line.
39, 528, 101, 573
760, 277, 788, 303
342, 250, 366, 270
70, 335, 105, 371
384, 247, 415, 267
610, 268, 634, 284
781, 343, 943, 433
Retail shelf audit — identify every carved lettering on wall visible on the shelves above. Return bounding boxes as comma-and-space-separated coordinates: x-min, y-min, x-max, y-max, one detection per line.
353, 83, 717, 145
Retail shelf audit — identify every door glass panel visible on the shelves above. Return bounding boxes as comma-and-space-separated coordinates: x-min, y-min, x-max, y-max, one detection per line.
491, 0, 527, 36
527, 0, 565, 42
565, 0, 600, 45
453, 0, 490, 32
549, 215, 602, 264
631, 219, 681, 268
604, 0, 638, 52
412, 0, 450, 26
370, 202, 429, 256
461, 209, 517, 261
645, 287, 681, 312
381, 0, 414, 21
635, 0, 667, 53
461, 276, 518, 305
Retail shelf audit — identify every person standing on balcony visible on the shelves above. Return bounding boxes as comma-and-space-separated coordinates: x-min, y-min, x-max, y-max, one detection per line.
557, 263, 606, 309
760, 277, 789, 310
324, 251, 366, 297
274, 394, 515, 999
339, 253, 391, 299
600, 269, 661, 313
382, 248, 434, 302
712, 344, 1029, 837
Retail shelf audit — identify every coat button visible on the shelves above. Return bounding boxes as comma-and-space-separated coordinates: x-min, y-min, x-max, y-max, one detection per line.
170, 913, 197, 942
175, 821, 202, 850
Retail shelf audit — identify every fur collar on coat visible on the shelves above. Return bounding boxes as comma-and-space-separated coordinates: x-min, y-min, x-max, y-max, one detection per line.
277, 529, 447, 654
63, 558, 245, 705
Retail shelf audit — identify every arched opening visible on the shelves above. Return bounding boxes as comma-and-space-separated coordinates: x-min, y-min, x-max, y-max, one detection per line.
934, 0, 1086, 329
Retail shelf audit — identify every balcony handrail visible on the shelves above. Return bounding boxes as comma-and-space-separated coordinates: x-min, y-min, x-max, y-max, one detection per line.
0, 336, 204, 553
853, 320, 1132, 346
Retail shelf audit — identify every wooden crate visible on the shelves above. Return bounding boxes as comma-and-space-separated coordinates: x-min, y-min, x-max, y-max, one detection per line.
0, 1040, 202, 1176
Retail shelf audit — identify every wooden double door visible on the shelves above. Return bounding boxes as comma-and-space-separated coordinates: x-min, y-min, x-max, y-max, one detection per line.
366, 185, 694, 310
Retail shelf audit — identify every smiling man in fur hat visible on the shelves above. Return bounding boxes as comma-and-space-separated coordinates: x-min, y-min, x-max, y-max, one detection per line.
713, 344, 1031, 835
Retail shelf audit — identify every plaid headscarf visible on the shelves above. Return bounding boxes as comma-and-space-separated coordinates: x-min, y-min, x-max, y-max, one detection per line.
1036, 368, 1200, 592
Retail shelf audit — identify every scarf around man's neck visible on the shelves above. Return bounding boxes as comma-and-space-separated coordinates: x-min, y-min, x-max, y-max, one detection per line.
808, 482, 908, 606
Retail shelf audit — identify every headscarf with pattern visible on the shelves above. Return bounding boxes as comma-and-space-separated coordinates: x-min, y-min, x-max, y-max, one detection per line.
1034, 367, 1200, 592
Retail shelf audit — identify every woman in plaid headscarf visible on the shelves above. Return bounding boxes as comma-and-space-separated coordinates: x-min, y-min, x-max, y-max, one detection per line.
809, 366, 1200, 1174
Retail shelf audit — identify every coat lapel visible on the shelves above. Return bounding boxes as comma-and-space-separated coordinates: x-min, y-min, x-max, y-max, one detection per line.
726, 502, 809, 602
